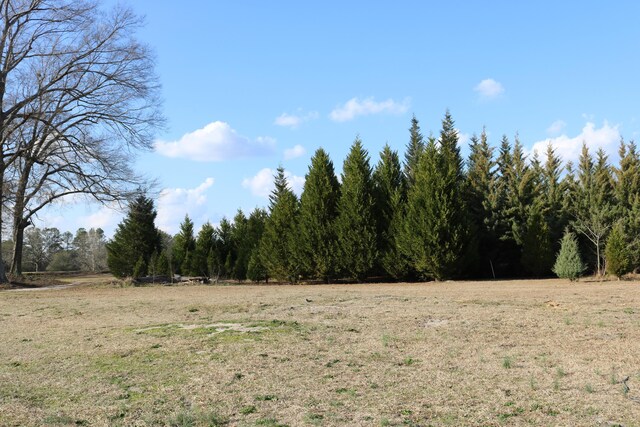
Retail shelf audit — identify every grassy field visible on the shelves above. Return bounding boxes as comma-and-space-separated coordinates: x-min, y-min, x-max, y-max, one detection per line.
1, 277, 640, 426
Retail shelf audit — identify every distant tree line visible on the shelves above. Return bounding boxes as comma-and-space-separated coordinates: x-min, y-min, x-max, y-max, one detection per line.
107, 111, 640, 282
2, 227, 107, 273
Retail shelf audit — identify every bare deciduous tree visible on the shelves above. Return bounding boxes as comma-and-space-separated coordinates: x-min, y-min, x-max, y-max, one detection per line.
0, 0, 163, 281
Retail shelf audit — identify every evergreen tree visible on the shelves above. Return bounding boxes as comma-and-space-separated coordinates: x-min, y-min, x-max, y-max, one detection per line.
465, 129, 497, 277
216, 217, 234, 278
574, 146, 615, 276
133, 256, 147, 279
192, 222, 216, 277
172, 215, 196, 275
605, 221, 632, 279
107, 195, 161, 278
374, 144, 409, 279
553, 230, 586, 281
542, 144, 566, 249
490, 135, 519, 276
404, 115, 425, 186
231, 210, 249, 280
401, 112, 472, 280
615, 139, 640, 211
156, 251, 170, 276
297, 148, 341, 281
623, 195, 640, 270
247, 250, 267, 282
504, 136, 536, 250
520, 203, 554, 276
259, 166, 300, 282
336, 137, 378, 281
242, 208, 267, 279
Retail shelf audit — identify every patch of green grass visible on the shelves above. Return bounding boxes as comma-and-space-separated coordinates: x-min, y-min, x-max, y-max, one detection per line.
623, 307, 634, 314
497, 406, 524, 421
585, 383, 594, 393
335, 387, 357, 397
255, 418, 289, 427
168, 409, 228, 427
240, 405, 257, 415
402, 356, 417, 366
556, 367, 566, 378
502, 356, 513, 369
381, 334, 393, 347
304, 412, 324, 425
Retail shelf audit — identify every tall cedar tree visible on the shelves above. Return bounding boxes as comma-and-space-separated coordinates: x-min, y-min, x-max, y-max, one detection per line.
192, 222, 216, 277
465, 129, 498, 277
542, 144, 566, 250
297, 148, 341, 282
336, 138, 378, 281
574, 146, 615, 276
259, 167, 300, 282
402, 112, 472, 280
232, 209, 266, 281
374, 144, 409, 279
519, 152, 554, 276
520, 202, 554, 276
615, 140, 640, 211
172, 215, 196, 275
505, 137, 536, 250
605, 221, 632, 279
243, 208, 267, 278
216, 218, 234, 278
490, 136, 519, 276
107, 195, 161, 278
231, 210, 249, 280
404, 115, 425, 186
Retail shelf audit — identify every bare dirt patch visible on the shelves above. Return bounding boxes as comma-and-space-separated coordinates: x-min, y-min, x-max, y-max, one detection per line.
1, 278, 640, 426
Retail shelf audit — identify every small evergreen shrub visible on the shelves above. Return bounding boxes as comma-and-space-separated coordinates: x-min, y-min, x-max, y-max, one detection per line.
553, 230, 586, 281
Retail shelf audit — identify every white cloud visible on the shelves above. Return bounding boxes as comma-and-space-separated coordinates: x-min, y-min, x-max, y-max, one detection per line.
81, 205, 122, 231
329, 97, 410, 122
547, 120, 567, 135
274, 110, 319, 128
531, 121, 620, 164
242, 168, 304, 198
474, 78, 505, 99
283, 144, 306, 160
156, 178, 215, 234
456, 129, 470, 146
154, 121, 275, 162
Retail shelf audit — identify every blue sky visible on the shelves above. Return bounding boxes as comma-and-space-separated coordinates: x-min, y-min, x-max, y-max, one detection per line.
43, 1, 640, 236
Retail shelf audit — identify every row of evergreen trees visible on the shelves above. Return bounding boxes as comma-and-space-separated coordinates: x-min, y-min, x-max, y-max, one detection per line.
107, 111, 640, 282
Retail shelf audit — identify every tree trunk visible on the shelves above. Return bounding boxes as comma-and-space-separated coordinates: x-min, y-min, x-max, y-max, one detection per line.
10, 223, 25, 275
10, 160, 33, 276
0, 169, 7, 284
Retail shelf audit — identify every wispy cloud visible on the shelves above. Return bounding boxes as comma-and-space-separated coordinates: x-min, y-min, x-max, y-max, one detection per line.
547, 120, 566, 136
474, 78, 505, 100
156, 178, 215, 234
329, 97, 410, 122
242, 168, 304, 198
274, 110, 319, 128
154, 121, 275, 162
531, 121, 620, 164
283, 144, 306, 160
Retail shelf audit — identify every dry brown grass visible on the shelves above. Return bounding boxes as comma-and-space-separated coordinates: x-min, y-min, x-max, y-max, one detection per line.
1, 277, 640, 426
